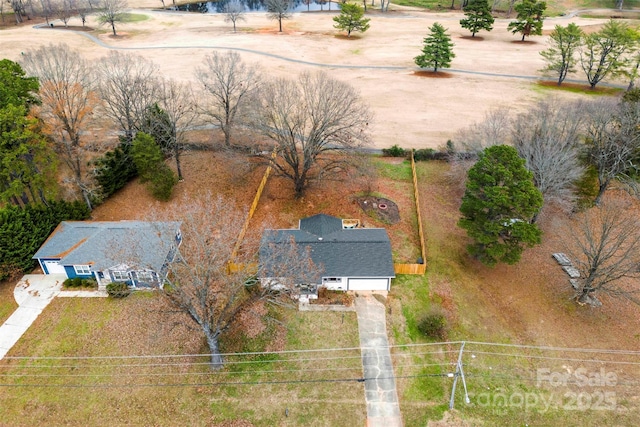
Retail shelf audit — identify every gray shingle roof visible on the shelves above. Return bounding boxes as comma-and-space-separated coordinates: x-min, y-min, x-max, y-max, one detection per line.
261, 214, 395, 278
33, 221, 180, 272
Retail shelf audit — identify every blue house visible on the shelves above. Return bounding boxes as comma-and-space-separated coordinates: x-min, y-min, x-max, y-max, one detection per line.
33, 221, 182, 290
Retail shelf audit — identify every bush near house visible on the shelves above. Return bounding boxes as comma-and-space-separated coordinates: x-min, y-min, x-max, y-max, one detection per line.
106, 282, 131, 298
63, 278, 98, 289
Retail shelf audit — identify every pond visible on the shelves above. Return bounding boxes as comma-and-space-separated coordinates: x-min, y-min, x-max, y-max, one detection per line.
172, 0, 340, 13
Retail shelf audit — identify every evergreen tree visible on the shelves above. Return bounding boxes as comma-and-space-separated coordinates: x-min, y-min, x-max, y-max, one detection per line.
460, 0, 494, 38
0, 201, 90, 279
414, 22, 455, 72
141, 103, 174, 156
540, 23, 584, 86
93, 140, 138, 200
131, 132, 177, 201
458, 145, 543, 266
507, 0, 546, 41
333, 3, 370, 38
0, 59, 40, 109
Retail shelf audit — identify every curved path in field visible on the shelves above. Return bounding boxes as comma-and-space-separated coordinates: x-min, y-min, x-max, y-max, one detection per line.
34, 7, 633, 87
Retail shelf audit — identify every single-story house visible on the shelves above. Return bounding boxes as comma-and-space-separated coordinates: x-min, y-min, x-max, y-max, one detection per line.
260, 214, 395, 297
32, 221, 182, 290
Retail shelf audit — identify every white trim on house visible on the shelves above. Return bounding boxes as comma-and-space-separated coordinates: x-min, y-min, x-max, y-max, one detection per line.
73, 265, 92, 275
42, 260, 66, 275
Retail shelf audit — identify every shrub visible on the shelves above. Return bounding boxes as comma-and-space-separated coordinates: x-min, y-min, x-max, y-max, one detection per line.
382, 144, 406, 157
106, 282, 131, 298
0, 201, 90, 280
417, 310, 448, 340
63, 277, 98, 289
413, 148, 450, 161
150, 164, 178, 201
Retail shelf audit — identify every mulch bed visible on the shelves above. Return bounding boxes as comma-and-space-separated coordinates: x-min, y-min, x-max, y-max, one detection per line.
355, 196, 400, 225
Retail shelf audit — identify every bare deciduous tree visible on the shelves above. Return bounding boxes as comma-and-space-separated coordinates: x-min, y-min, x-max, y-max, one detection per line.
152, 78, 196, 181
265, 0, 291, 32
97, 0, 127, 36
153, 195, 318, 368
223, 0, 245, 32
55, 0, 74, 26
97, 51, 160, 143
583, 98, 640, 205
567, 199, 640, 307
253, 71, 372, 197
196, 51, 260, 147
21, 43, 98, 210
511, 99, 585, 211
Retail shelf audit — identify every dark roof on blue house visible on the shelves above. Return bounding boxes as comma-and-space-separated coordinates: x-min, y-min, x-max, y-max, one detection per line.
33, 221, 181, 273
261, 214, 395, 278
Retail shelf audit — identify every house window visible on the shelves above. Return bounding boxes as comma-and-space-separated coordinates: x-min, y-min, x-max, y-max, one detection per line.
323, 277, 342, 284
111, 270, 129, 281
136, 270, 155, 282
74, 265, 91, 275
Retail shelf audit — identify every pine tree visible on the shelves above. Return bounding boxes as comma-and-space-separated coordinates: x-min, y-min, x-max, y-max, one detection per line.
507, 0, 546, 41
414, 22, 455, 72
458, 145, 543, 267
460, 0, 494, 38
333, 3, 370, 38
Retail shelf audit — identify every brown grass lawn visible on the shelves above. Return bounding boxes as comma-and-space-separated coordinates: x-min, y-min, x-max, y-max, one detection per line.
387, 161, 640, 426
0, 293, 365, 426
0, 279, 18, 325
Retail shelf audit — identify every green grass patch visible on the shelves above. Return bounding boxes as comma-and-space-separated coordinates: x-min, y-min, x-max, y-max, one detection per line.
391, 0, 449, 9
373, 158, 413, 181
120, 13, 149, 22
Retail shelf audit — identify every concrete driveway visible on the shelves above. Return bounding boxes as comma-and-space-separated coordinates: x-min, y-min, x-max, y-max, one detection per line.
355, 295, 403, 427
0, 274, 65, 359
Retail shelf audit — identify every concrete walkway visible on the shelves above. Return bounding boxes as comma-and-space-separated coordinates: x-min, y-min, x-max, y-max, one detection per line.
355, 295, 403, 427
0, 275, 108, 360
0, 274, 65, 359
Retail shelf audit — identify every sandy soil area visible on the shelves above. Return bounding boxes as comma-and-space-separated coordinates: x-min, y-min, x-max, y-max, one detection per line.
0, 4, 611, 148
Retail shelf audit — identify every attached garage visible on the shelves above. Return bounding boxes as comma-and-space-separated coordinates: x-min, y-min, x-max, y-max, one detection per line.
42, 260, 67, 276
348, 278, 390, 291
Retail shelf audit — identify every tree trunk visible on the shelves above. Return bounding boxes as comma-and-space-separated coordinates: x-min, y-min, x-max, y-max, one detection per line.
278, 17, 282, 32
594, 180, 609, 206
175, 145, 183, 181
111, 21, 117, 36
205, 330, 224, 369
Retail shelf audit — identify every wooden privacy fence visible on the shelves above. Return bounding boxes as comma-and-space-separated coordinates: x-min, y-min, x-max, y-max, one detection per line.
227, 149, 277, 274
393, 150, 427, 275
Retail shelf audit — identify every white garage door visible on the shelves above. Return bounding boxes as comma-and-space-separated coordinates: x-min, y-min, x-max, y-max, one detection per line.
348, 278, 389, 291
43, 260, 67, 276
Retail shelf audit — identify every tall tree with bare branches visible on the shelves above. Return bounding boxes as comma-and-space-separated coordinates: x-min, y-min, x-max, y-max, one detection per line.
196, 51, 260, 147
150, 195, 318, 368
145, 78, 196, 181
583, 98, 640, 205
567, 199, 640, 307
252, 71, 372, 197
265, 0, 291, 32
97, 0, 127, 36
97, 51, 160, 143
511, 98, 585, 211
223, 0, 245, 32
21, 43, 98, 210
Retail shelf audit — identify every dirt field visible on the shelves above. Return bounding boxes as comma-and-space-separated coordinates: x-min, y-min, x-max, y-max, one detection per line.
0, 3, 613, 149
